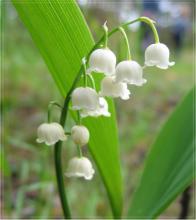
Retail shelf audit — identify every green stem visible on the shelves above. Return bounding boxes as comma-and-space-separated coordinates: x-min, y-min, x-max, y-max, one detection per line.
103, 21, 108, 48
65, 132, 71, 135
139, 16, 159, 43
53, 16, 158, 219
54, 70, 82, 219
118, 27, 132, 60
82, 58, 87, 87
77, 145, 83, 158
47, 107, 52, 123
47, 101, 62, 123
54, 143, 70, 218
77, 110, 82, 125
90, 17, 153, 52
87, 74, 96, 90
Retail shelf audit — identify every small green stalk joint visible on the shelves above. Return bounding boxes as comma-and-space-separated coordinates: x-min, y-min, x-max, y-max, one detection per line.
82, 57, 87, 87
139, 16, 159, 43
103, 21, 108, 48
65, 132, 71, 135
118, 27, 132, 60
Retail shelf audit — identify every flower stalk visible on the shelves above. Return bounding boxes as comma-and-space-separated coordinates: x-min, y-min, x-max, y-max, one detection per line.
82, 57, 87, 87
53, 16, 162, 219
77, 145, 83, 158
53, 69, 82, 219
139, 16, 159, 43
87, 74, 96, 90
77, 110, 82, 125
118, 27, 132, 60
47, 101, 62, 123
103, 21, 108, 48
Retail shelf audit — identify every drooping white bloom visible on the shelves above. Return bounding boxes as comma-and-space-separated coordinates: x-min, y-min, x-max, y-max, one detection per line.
65, 157, 95, 180
36, 123, 67, 146
144, 43, 175, 69
88, 48, 116, 75
71, 125, 90, 146
99, 76, 131, 100
115, 60, 147, 86
81, 97, 111, 118
72, 87, 99, 111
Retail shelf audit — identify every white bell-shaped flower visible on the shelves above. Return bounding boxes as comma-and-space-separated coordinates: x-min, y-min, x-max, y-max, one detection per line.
115, 60, 147, 86
72, 87, 99, 111
144, 43, 175, 69
71, 125, 90, 146
81, 97, 111, 118
99, 76, 131, 100
36, 123, 67, 146
65, 157, 95, 180
88, 48, 116, 75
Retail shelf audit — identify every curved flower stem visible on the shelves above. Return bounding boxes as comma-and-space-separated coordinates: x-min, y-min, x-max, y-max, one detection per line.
103, 21, 108, 48
53, 16, 159, 219
91, 17, 159, 51
87, 74, 96, 90
47, 101, 62, 123
82, 57, 87, 87
77, 110, 82, 125
139, 16, 159, 43
118, 27, 132, 60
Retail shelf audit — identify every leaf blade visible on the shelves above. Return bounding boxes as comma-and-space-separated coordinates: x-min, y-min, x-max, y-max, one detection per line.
12, 0, 122, 217
128, 88, 195, 218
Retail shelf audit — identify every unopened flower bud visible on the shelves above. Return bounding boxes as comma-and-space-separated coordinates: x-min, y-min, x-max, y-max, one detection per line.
71, 125, 90, 146
36, 123, 66, 146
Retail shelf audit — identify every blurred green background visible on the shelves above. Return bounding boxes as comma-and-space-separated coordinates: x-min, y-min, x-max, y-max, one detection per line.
1, 0, 194, 218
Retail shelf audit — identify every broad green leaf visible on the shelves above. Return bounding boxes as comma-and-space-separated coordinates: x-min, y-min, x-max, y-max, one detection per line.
128, 88, 195, 218
12, 0, 122, 217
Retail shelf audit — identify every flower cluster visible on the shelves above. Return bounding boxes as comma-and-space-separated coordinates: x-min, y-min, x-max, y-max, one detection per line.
37, 121, 94, 180
71, 37, 174, 117
36, 17, 174, 181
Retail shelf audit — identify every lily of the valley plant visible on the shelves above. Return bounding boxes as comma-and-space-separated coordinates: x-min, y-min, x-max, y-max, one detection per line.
36, 16, 174, 217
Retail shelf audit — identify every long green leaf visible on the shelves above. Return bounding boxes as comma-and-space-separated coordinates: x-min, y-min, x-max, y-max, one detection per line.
12, 0, 122, 217
128, 88, 195, 218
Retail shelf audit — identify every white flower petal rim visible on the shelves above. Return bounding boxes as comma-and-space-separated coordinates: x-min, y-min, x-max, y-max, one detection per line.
127, 78, 147, 86
145, 60, 175, 69
65, 157, 95, 180
80, 97, 111, 118
36, 123, 67, 146
99, 76, 131, 100
144, 43, 175, 69
88, 48, 116, 76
